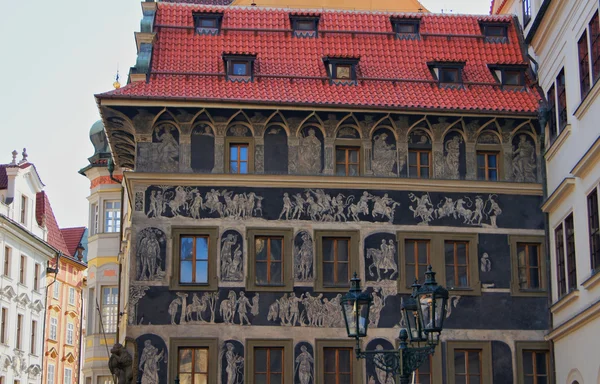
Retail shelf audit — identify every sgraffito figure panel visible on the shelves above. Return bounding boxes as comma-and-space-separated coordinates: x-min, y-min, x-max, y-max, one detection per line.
220, 230, 244, 282
220, 340, 244, 384
135, 228, 166, 282
191, 124, 215, 172
364, 233, 398, 282
294, 342, 314, 384
366, 338, 396, 384
136, 334, 168, 384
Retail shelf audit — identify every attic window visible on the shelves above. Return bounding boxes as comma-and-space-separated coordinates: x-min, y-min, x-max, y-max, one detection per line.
324, 57, 359, 85
391, 18, 420, 39
490, 65, 526, 88
428, 62, 465, 87
480, 22, 508, 43
194, 12, 223, 35
290, 15, 319, 37
223, 54, 256, 82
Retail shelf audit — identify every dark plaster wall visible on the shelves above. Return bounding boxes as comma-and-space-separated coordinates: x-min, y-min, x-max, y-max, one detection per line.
264, 126, 288, 174
478, 234, 511, 288
492, 341, 514, 384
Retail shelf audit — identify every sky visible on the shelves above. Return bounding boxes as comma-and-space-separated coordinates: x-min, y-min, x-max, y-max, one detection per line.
0, 0, 492, 228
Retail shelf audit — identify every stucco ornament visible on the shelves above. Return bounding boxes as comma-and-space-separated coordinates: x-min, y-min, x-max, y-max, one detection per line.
444, 135, 462, 179
294, 231, 314, 282
512, 134, 537, 182
220, 290, 259, 325
26, 364, 41, 380
138, 340, 165, 384
409, 193, 502, 228
367, 240, 398, 281
298, 128, 322, 174
372, 133, 397, 176
295, 345, 314, 384
221, 342, 244, 384
136, 228, 166, 281
481, 253, 492, 273
108, 343, 134, 384
221, 233, 243, 281
10, 350, 27, 377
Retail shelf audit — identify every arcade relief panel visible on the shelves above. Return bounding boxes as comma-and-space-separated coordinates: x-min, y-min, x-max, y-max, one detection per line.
136, 334, 168, 384
220, 340, 244, 384
512, 133, 537, 182
137, 123, 180, 172
371, 128, 398, 177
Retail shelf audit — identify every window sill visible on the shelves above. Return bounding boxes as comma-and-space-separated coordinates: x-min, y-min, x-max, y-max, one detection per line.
447, 286, 481, 296
581, 269, 600, 290
510, 287, 548, 297
550, 289, 579, 314
544, 124, 571, 163
17, 282, 27, 289
574, 78, 600, 120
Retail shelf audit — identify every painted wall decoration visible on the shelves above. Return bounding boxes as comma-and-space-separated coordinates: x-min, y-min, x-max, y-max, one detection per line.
408, 193, 502, 227
372, 129, 397, 177
294, 230, 314, 282
443, 131, 466, 179
152, 123, 180, 172
297, 127, 323, 174
136, 228, 166, 281
135, 192, 144, 211
369, 287, 396, 328
165, 291, 220, 325
512, 134, 537, 182
129, 285, 150, 325
294, 342, 314, 384
227, 125, 252, 137
366, 338, 396, 384
337, 126, 360, 138
191, 123, 215, 172
221, 230, 244, 282
481, 253, 492, 273
136, 334, 168, 384
264, 126, 288, 174
364, 233, 398, 282
220, 340, 244, 384
219, 290, 260, 325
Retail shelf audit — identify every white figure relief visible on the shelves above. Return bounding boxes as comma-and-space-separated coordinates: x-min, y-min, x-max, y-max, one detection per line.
221, 234, 243, 282
408, 193, 435, 225
446, 295, 461, 319
220, 291, 238, 325
444, 135, 462, 179
128, 285, 150, 325
268, 292, 344, 327
435, 197, 456, 219
279, 192, 293, 220
166, 186, 190, 217
139, 340, 166, 384
372, 194, 400, 223
236, 291, 252, 325
136, 228, 165, 281
147, 188, 167, 218
298, 128, 322, 174
481, 253, 492, 273
374, 345, 395, 384
368, 288, 389, 328
189, 190, 204, 219
219, 290, 259, 325
251, 293, 260, 316
485, 194, 502, 228
294, 231, 314, 282
268, 292, 302, 326
471, 196, 485, 225
367, 240, 398, 282
286, 189, 381, 222
347, 192, 373, 222
185, 293, 206, 322
513, 135, 537, 182
222, 342, 244, 384
295, 345, 314, 384
154, 125, 179, 171
455, 197, 474, 223
372, 133, 397, 176
168, 297, 182, 325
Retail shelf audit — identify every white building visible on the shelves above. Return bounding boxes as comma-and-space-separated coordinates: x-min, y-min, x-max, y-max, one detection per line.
0, 150, 57, 383
494, 0, 600, 383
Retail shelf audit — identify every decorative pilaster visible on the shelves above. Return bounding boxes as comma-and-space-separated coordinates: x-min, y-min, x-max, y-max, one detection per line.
288, 137, 299, 174
503, 143, 513, 182
179, 135, 192, 172
433, 142, 444, 179
465, 143, 477, 180
213, 137, 224, 173
324, 138, 334, 175
363, 140, 373, 175
255, 137, 265, 174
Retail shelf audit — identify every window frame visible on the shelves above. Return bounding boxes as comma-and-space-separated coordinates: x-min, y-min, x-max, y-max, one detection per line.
168, 338, 218, 384
516, 341, 553, 384
335, 145, 362, 176
391, 18, 421, 37
247, 228, 293, 292
64, 368, 73, 384
510, 235, 547, 296
588, 186, 600, 272
324, 57, 360, 85
489, 65, 527, 88
30, 319, 37, 354
66, 322, 74, 345
49, 317, 58, 341
408, 148, 432, 178
480, 22, 509, 42
556, 69, 568, 132
290, 15, 319, 37
547, 84, 558, 142
591, 11, 600, 82
476, 150, 501, 181
578, 29, 591, 97
47, 364, 55, 384
523, 0, 531, 26
171, 227, 219, 291
446, 341, 492, 384
314, 230, 360, 292
20, 195, 27, 225
68, 287, 76, 305
565, 214, 577, 292
18, 255, 26, 285
223, 54, 257, 82
3, 246, 10, 278
104, 200, 121, 233
429, 62, 465, 86
315, 339, 362, 384
91, 203, 99, 236
33, 263, 40, 291
193, 12, 223, 35
245, 339, 294, 384
53, 281, 60, 299
224, 137, 254, 174
100, 286, 118, 334
554, 223, 567, 298
0, 307, 7, 344
16, 313, 22, 350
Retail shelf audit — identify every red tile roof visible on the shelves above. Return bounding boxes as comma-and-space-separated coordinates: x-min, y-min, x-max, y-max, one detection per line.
98, 4, 541, 114
35, 191, 70, 256
60, 227, 86, 257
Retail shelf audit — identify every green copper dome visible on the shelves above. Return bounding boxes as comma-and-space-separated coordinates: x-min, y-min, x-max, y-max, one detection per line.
89, 120, 110, 155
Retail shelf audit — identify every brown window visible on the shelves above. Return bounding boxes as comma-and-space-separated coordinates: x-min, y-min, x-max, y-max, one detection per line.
445, 241, 470, 288
555, 224, 567, 297
522, 350, 549, 384
0, 308, 7, 344
33, 264, 40, 291
229, 143, 249, 174
591, 12, 600, 81
414, 355, 432, 384
322, 237, 350, 286
517, 243, 542, 289
254, 347, 284, 383
547, 85, 557, 141
3, 247, 9, 277
20, 195, 26, 224
557, 69, 568, 132
255, 236, 284, 286
179, 236, 209, 285
16, 314, 22, 350
405, 239, 431, 286
565, 214, 577, 291
408, 149, 431, 178
30, 320, 37, 354
579, 30, 591, 96
324, 347, 353, 384
19, 255, 25, 285
178, 347, 209, 384
454, 349, 482, 384
335, 147, 360, 176
588, 188, 600, 271
477, 151, 499, 181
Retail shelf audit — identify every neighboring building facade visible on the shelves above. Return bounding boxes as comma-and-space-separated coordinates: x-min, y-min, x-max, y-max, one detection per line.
495, 0, 600, 383
80, 121, 124, 384
97, 1, 552, 383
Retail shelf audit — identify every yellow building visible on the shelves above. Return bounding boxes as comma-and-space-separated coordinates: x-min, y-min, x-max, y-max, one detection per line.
231, 0, 428, 12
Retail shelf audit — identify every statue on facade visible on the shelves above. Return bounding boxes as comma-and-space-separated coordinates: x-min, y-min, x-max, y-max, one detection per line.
513, 135, 536, 182
138, 340, 165, 384
295, 345, 314, 384
297, 128, 322, 174
108, 343, 133, 384
372, 133, 397, 176
444, 135, 462, 179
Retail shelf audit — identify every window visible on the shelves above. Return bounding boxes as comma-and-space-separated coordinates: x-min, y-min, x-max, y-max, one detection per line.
405, 239, 431, 285
447, 341, 492, 384
246, 340, 293, 383
91, 203, 99, 235
193, 12, 223, 35
490, 66, 526, 87
101, 286, 118, 333
557, 69, 568, 132
429, 62, 465, 86
97, 377, 114, 384
413, 355, 432, 384
247, 229, 293, 291
64, 368, 72, 384
516, 342, 553, 384
20, 195, 27, 224
53, 282, 60, 299
335, 147, 360, 176
0, 308, 7, 344
224, 54, 256, 81
169, 338, 218, 384
555, 223, 567, 297
591, 12, 600, 82
480, 22, 508, 42
477, 151, 499, 181
171, 228, 218, 291
316, 340, 361, 384
50, 317, 57, 340
547, 84, 557, 141
588, 187, 600, 271
445, 240, 470, 289
315, 231, 359, 292
408, 149, 431, 178
325, 57, 359, 84
69, 287, 76, 305
66, 322, 74, 345
30, 320, 37, 354
16, 314, 22, 350
19, 255, 25, 285
290, 15, 319, 37
229, 143, 249, 174
391, 18, 420, 38
3, 246, 10, 277
33, 264, 39, 290
523, 0, 531, 25
565, 214, 577, 291
104, 201, 121, 233
48, 364, 55, 384
579, 30, 591, 96
440, 67, 460, 83
511, 236, 546, 296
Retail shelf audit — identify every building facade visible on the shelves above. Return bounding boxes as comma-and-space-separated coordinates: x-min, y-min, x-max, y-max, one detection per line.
494, 0, 600, 383
97, 1, 552, 383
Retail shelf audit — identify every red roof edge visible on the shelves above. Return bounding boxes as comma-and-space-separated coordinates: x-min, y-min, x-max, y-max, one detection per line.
35, 191, 70, 256
60, 227, 86, 257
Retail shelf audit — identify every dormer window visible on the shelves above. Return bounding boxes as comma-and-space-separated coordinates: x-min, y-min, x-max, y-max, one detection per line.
391, 18, 420, 39
480, 22, 509, 43
429, 62, 465, 87
194, 12, 223, 35
324, 57, 359, 85
490, 65, 526, 88
290, 15, 319, 37
223, 54, 256, 82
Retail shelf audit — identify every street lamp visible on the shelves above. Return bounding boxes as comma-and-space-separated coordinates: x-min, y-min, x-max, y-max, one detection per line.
341, 266, 448, 384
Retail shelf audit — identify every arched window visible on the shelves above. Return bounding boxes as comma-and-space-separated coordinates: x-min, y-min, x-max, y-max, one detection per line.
408, 129, 432, 178
335, 126, 362, 176
225, 124, 254, 174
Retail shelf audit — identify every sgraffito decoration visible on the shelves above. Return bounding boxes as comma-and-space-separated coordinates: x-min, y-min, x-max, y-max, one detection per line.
372, 129, 398, 176
135, 228, 166, 281
408, 193, 502, 227
136, 334, 168, 384
512, 134, 537, 182
364, 233, 398, 282
220, 340, 244, 384
221, 230, 244, 282
297, 127, 323, 174
294, 342, 314, 384
294, 230, 314, 282
366, 338, 396, 384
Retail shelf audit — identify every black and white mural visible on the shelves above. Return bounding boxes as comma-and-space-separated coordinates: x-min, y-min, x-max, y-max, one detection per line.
135, 227, 166, 281
220, 339, 244, 384
136, 334, 168, 384
221, 230, 244, 282
364, 233, 398, 282
294, 342, 314, 384
294, 230, 314, 282
365, 338, 396, 384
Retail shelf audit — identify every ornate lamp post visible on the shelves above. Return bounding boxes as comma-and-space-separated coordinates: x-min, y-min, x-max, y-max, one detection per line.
341, 266, 448, 384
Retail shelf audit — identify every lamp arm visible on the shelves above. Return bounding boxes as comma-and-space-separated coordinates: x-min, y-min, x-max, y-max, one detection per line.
353, 340, 437, 376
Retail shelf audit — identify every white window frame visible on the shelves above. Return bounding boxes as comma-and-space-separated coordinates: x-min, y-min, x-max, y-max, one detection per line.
53, 282, 60, 299
48, 364, 55, 384
101, 286, 118, 333
91, 203, 99, 235
68, 287, 75, 305
64, 367, 72, 384
97, 376, 114, 384
104, 200, 121, 233
66, 322, 74, 345
50, 317, 57, 340
20, 194, 27, 225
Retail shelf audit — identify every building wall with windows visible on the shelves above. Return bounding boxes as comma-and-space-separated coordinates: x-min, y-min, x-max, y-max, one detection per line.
97, 2, 552, 384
